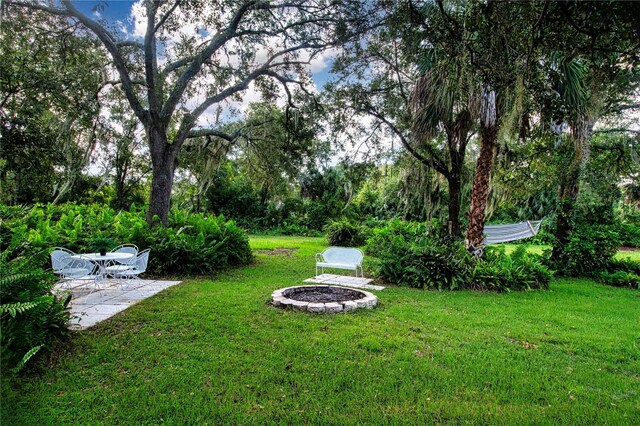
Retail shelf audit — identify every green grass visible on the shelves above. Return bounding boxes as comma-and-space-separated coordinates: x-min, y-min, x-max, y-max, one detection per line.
503, 243, 640, 261
2, 236, 639, 425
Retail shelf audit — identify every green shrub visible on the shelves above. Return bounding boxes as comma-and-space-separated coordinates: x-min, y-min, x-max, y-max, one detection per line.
605, 257, 640, 275
366, 220, 552, 291
325, 219, 368, 247
364, 219, 429, 256
549, 225, 620, 277
469, 246, 552, 291
365, 221, 472, 290
89, 236, 116, 253
0, 255, 71, 373
279, 222, 322, 237
617, 222, 640, 247
370, 235, 472, 290
0, 203, 253, 276
599, 271, 640, 289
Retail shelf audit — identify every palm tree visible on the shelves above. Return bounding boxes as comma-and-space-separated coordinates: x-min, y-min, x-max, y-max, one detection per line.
409, 58, 477, 236
466, 88, 499, 249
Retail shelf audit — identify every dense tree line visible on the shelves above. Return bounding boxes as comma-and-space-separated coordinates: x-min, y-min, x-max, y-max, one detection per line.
1, 0, 639, 258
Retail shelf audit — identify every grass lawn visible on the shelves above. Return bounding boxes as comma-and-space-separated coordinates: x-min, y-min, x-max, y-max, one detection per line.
2, 236, 639, 424
502, 243, 640, 262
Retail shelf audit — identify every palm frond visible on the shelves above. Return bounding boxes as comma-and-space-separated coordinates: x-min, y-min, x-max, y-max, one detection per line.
550, 53, 587, 113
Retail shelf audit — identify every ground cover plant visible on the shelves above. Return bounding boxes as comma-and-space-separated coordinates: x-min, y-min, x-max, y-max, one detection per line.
325, 218, 369, 247
2, 236, 638, 425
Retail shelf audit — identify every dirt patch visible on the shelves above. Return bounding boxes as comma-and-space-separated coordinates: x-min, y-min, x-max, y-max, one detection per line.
254, 248, 299, 256
619, 246, 640, 252
506, 337, 538, 350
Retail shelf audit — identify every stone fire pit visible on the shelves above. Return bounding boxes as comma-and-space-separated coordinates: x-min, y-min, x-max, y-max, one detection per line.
271, 285, 377, 313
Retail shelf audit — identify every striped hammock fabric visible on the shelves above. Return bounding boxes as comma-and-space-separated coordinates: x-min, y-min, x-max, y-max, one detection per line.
483, 220, 543, 245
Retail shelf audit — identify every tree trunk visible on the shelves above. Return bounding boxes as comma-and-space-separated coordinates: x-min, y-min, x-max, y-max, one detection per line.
447, 173, 462, 236
446, 110, 471, 237
551, 116, 594, 260
146, 128, 177, 226
466, 124, 498, 249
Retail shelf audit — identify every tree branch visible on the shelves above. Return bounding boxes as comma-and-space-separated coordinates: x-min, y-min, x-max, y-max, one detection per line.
7, 1, 70, 17
173, 39, 327, 149
185, 128, 242, 142
594, 128, 640, 135
153, 0, 181, 34
144, 1, 161, 123
364, 106, 450, 177
116, 41, 144, 49
161, 0, 263, 121
45, 0, 150, 124
616, 103, 640, 112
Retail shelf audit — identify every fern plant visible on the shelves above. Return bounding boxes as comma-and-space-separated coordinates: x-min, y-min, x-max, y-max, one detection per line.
0, 260, 71, 373
2, 203, 253, 275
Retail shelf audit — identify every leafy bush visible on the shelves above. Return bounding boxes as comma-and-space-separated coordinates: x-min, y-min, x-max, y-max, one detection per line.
598, 271, 640, 290
365, 221, 472, 290
364, 219, 429, 256
606, 257, 640, 275
469, 246, 552, 291
0, 254, 71, 373
279, 222, 323, 237
89, 236, 116, 253
0, 203, 253, 276
369, 235, 472, 290
325, 219, 368, 247
366, 220, 552, 291
617, 222, 640, 247
549, 225, 620, 277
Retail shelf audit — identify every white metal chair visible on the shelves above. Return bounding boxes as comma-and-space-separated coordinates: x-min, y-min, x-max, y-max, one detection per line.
57, 255, 101, 293
50, 247, 76, 274
315, 247, 365, 277
111, 244, 139, 258
108, 249, 150, 285
105, 244, 139, 276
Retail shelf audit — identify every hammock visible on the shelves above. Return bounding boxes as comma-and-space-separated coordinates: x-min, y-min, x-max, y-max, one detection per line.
483, 220, 543, 245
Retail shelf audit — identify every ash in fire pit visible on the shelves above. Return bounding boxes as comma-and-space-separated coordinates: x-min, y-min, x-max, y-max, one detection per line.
285, 286, 365, 303
272, 285, 377, 313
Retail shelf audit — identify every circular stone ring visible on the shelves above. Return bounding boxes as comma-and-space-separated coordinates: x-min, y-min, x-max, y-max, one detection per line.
271, 285, 378, 313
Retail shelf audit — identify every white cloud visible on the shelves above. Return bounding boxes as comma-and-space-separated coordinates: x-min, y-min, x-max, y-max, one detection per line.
130, 0, 146, 39
303, 47, 341, 73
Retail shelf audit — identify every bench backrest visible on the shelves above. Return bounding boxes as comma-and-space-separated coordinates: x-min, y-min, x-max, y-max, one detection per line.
322, 247, 364, 265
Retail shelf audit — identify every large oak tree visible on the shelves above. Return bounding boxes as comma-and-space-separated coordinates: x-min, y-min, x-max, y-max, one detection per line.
8, 0, 357, 225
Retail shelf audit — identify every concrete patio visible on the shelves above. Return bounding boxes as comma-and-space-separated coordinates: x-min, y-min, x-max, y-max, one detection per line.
303, 273, 385, 290
54, 279, 181, 329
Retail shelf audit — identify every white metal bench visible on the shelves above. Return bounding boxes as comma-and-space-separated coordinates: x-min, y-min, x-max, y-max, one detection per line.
315, 247, 365, 277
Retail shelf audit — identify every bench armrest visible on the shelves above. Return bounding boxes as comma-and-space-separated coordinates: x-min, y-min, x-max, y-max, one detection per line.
315, 253, 325, 262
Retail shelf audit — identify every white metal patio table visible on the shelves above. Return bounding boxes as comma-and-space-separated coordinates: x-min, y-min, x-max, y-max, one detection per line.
71, 252, 134, 282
